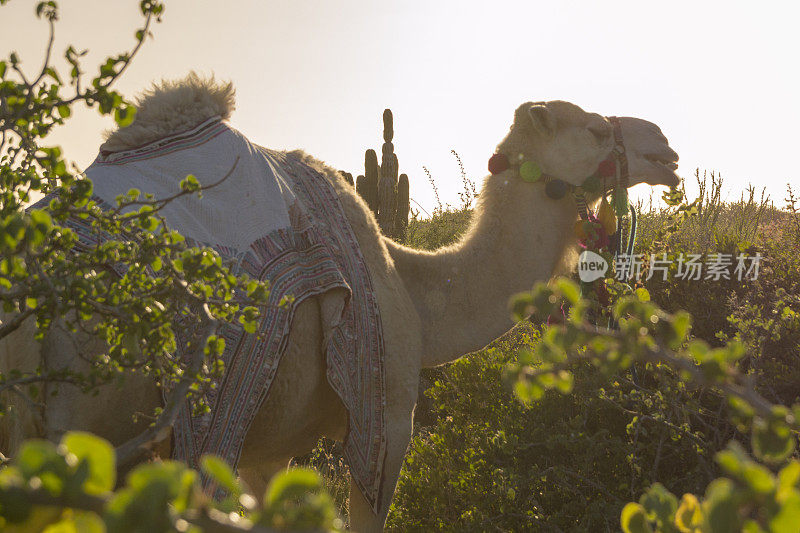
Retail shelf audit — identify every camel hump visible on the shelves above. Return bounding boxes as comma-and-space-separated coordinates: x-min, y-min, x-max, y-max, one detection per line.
101, 72, 236, 153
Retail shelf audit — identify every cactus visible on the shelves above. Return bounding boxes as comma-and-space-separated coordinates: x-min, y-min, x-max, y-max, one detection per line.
353, 109, 411, 240
361, 150, 379, 214
394, 173, 410, 238
356, 173, 377, 213
377, 137, 399, 234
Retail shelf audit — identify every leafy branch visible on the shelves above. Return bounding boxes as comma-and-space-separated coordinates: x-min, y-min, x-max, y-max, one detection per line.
506, 278, 799, 532
0, 2, 343, 530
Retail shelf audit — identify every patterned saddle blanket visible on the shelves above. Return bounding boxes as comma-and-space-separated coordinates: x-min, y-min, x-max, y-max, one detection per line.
59, 118, 387, 512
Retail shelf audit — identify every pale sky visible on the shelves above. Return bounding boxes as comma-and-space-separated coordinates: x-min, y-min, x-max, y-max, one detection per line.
2, 0, 799, 213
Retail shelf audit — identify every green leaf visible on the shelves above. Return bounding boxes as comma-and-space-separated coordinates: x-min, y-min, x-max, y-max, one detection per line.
200, 455, 239, 495
555, 278, 580, 305
742, 463, 776, 495
114, 105, 136, 127
513, 379, 544, 404
239, 315, 257, 334
265, 468, 323, 505
675, 493, 703, 532
72, 511, 106, 533
639, 482, 678, 525
621, 502, 653, 533
634, 287, 651, 302
752, 418, 795, 463
704, 478, 742, 533
179, 174, 200, 193
742, 520, 766, 533
778, 461, 800, 490
770, 488, 800, 533
554, 370, 574, 394
204, 335, 225, 357
60, 432, 115, 494
106, 461, 193, 531
29, 209, 52, 232
16, 440, 59, 478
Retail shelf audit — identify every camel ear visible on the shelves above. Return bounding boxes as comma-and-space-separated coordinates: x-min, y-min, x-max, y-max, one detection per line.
527, 104, 557, 138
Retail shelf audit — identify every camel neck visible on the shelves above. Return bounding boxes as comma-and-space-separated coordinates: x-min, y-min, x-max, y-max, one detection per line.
385, 173, 579, 367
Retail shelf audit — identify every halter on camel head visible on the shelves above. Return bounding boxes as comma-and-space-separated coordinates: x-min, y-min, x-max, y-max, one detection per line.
487, 115, 632, 235
487, 115, 638, 314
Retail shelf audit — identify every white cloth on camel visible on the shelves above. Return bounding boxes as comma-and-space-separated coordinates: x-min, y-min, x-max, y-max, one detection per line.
89, 117, 295, 253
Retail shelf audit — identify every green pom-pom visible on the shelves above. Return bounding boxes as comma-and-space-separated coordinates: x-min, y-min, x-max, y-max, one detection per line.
614, 188, 628, 217
519, 161, 542, 183
582, 175, 601, 193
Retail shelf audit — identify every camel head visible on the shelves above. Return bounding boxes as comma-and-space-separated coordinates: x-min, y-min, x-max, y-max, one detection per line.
496, 100, 680, 191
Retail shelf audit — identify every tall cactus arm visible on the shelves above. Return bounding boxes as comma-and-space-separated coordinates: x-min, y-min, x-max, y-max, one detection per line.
394, 173, 410, 240
363, 149, 380, 216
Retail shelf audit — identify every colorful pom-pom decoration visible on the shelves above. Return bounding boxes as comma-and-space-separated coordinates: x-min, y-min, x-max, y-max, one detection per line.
597, 158, 616, 178
584, 215, 610, 249
519, 160, 542, 182
581, 175, 601, 193
545, 179, 568, 200
488, 153, 510, 174
597, 198, 617, 235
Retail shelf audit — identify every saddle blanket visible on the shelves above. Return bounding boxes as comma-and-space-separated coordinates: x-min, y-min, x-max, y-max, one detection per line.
52, 117, 387, 512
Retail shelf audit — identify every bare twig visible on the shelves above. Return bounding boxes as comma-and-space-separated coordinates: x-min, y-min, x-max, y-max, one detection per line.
0, 307, 35, 339
30, 16, 57, 88
0, 373, 83, 395
110, 156, 240, 216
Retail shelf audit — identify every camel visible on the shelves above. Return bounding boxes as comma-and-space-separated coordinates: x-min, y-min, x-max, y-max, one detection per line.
0, 75, 680, 532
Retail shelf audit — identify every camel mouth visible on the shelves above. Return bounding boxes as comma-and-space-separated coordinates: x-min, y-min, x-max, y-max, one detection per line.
645, 154, 679, 171
641, 155, 681, 187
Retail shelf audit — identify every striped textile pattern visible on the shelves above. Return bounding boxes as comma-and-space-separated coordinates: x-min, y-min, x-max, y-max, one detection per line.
40, 122, 388, 513
173, 151, 388, 512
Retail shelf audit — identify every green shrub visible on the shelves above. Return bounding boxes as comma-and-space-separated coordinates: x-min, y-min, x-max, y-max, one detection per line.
388, 325, 728, 531
388, 175, 799, 531
402, 209, 472, 251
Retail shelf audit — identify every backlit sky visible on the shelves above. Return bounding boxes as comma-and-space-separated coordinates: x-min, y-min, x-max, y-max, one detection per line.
2, 0, 799, 213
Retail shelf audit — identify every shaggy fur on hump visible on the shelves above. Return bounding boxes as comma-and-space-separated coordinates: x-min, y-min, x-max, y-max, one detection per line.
101, 72, 235, 152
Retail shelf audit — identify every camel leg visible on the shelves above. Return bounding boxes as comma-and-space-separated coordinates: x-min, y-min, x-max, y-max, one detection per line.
347, 399, 416, 532
347, 332, 419, 533
239, 297, 348, 500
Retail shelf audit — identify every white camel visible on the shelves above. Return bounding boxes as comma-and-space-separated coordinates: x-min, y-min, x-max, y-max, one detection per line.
0, 75, 679, 531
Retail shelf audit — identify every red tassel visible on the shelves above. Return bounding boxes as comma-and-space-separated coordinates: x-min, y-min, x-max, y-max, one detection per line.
488, 153, 510, 175
597, 158, 616, 178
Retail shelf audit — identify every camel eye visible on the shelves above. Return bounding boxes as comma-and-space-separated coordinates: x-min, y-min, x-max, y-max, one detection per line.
588, 124, 611, 144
